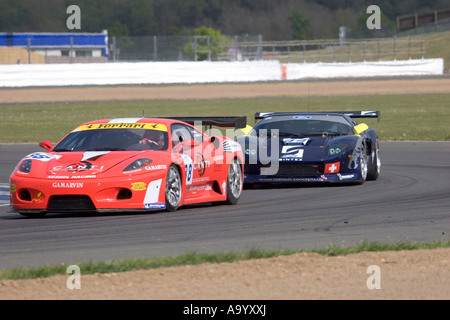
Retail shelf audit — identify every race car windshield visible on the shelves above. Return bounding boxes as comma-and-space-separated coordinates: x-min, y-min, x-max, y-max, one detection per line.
53, 128, 169, 152
254, 120, 353, 137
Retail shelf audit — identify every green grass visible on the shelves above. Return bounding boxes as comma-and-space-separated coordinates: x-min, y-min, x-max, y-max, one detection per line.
276, 30, 450, 72
1, 240, 448, 280
1, 93, 450, 143
422, 30, 450, 73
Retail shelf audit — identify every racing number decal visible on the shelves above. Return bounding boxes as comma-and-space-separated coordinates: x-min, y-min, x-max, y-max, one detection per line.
281, 146, 304, 158
182, 154, 193, 185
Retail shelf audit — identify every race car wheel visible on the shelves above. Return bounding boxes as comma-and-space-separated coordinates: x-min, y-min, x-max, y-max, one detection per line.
359, 144, 368, 183
225, 158, 243, 205
367, 142, 380, 181
165, 164, 182, 212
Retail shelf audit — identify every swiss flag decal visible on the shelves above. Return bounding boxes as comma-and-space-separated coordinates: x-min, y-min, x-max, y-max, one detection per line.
325, 162, 340, 174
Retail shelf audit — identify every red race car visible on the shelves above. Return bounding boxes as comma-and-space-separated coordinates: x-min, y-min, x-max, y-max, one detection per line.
9, 117, 245, 217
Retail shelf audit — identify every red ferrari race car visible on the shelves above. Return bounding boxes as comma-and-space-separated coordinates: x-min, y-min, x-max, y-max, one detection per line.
9, 117, 245, 217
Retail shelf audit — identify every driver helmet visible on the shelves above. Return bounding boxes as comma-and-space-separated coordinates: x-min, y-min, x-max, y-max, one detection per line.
141, 130, 165, 148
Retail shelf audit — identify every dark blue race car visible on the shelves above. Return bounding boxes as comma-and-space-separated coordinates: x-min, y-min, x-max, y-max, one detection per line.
236, 111, 381, 185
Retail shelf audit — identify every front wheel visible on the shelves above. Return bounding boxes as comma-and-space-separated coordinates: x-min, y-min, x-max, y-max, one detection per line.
358, 144, 368, 184
225, 158, 243, 205
165, 164, 182, 212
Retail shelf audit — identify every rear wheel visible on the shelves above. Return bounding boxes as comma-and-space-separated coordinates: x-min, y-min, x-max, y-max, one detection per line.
165, 165, 182, 212
367, 141, 381, 181
225, 158, 243, 205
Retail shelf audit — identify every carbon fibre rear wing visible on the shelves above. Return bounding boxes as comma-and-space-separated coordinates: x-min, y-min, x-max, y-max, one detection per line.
255, 111, 380, 120
171, 116, 247, 129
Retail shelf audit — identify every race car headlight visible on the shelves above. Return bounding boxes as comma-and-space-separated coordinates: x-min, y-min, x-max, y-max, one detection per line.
18, 160, 32, 173
123, 158, 152, 172
327, 144, 349, 156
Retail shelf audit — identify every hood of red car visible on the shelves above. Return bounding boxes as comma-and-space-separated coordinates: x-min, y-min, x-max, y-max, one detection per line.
43, 151, 135, 177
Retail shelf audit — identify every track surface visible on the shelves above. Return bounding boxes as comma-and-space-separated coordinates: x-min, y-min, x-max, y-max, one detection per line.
0, 141, 449, 270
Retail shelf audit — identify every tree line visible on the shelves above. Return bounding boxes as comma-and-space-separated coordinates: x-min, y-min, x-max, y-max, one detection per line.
0, 0, 448, 40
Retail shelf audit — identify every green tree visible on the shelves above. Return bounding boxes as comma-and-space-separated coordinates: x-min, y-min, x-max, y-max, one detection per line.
289, 12, 310, 40
184, 26, 232, 61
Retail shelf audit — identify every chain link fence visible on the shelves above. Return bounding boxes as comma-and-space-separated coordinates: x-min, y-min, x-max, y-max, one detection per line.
108, 34, 426, 63
108, 34, 263, 62
1, 32, 429, 64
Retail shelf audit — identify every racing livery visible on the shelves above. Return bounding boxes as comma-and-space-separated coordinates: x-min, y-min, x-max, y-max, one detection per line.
10, 117, 245, 217
237, 111, 380, 185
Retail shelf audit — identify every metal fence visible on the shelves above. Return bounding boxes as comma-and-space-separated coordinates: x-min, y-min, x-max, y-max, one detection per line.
260, 37, 426, 63
108, 34, 263, 62
108, 34, 425, 63
1, 33, 428, 64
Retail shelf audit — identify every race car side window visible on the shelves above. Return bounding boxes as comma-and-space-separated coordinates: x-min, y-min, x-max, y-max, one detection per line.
188, 126, 204, 143
171, 124, 193, 146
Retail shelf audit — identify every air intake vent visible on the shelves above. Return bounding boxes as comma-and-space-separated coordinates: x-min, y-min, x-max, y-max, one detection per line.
48, 195, 96, 212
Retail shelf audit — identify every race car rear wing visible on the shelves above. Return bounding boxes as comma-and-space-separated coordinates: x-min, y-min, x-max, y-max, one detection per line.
255, 111, 380, 120
171, 116, 247, 129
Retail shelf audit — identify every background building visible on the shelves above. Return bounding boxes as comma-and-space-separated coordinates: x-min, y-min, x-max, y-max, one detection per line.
0, 31, 108, 64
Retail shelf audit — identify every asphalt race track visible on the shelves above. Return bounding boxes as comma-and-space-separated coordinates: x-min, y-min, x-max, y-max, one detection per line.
0, 141, 449, 269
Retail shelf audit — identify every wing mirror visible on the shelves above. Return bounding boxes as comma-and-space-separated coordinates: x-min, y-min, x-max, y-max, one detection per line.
39, 140, 53, 151
354, 123, 369, 135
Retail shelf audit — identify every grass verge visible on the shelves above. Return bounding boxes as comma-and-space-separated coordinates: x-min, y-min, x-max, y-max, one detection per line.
1, 240, 449, 280
1, 93, 450, 143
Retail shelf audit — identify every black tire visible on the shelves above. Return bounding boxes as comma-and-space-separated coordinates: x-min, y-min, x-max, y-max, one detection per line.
225, 158, 243, 205
165, 164, 182, 212
358, 143, 368, 184
367, 141, 380, 181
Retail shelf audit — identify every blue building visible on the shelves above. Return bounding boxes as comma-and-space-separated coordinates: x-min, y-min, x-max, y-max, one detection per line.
0, 31, 108, 63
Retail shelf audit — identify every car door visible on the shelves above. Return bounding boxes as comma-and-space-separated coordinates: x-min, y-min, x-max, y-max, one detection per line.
171, 123, 215, 192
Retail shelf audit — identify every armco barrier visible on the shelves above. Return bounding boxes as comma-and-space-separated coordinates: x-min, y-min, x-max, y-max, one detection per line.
0, 59, 443, 87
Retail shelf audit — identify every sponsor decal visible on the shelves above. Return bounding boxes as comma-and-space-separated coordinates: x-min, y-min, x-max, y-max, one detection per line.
50, 161, 104, 174
48, 175, 97, 179
71, 175, 97, 179
74, 123, 168, 132
144, 203, 166, 209
189, 185, 205, 193
131, 182, 147, 191
293, 116, 311, 119
283, 138, 310, 145
281, 145, 304, 159
24, 153, 61, 162
52, 182, 84, 188
337, 173, 355, 180
145, 164, 167, 171
194, 152, 210, 177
